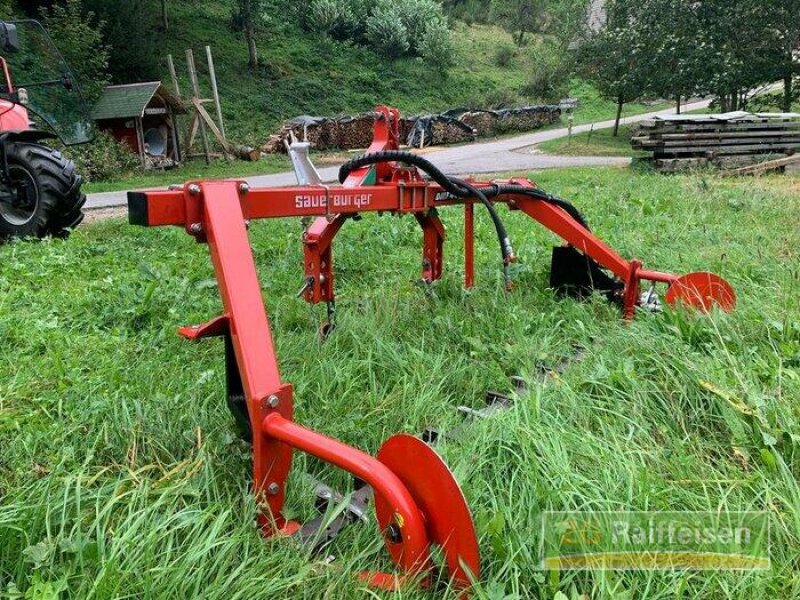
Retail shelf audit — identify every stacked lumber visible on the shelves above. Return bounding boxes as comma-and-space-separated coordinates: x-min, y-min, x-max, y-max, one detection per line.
262, 105, 561, 154
632, 112, 800, 172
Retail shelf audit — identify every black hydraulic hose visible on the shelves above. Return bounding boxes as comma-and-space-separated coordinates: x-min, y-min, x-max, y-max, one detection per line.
479, 184, 590, 231
338, 150, 592, 286
339, 151, 515, 282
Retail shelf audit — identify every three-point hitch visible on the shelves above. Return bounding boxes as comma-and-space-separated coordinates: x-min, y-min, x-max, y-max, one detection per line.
127, 105, 735, 594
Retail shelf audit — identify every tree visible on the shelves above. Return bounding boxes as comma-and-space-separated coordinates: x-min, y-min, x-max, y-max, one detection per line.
39, 0, 110, 101
763, 0, 800, 111
490, 0, 546, 46
236, 0, 265, 69
576, 0, 649, 135
160, 0, 168, 31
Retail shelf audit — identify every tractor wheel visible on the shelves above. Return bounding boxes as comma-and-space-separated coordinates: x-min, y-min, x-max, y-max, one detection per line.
0, 142, 86, 242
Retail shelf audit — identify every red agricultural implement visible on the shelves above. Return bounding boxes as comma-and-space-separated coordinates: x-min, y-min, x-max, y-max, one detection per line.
127, 106, 735, 594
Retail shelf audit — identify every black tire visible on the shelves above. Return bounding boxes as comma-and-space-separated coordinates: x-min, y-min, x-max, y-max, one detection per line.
0, 142, 86, 241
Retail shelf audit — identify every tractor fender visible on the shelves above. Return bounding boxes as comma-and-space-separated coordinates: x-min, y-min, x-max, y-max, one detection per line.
0, 129, 58, 145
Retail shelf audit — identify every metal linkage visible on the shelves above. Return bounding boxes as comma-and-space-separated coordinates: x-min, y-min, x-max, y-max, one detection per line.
129, 177, 479, 595
127, 105, 737, 596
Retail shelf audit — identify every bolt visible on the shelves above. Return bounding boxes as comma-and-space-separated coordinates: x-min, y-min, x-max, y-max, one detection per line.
266, 394, 280, 408
188, 184, 201, 195
239, 182, 250, 194
244, 219, 251, 229
189, 223, 203, 234
267, 482, 280, 495
385, 522, 403, 544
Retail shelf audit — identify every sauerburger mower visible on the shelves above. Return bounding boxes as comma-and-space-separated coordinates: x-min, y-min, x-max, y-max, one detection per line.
127, 106, 736, 594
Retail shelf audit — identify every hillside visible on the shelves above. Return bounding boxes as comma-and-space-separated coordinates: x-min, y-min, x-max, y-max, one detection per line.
160, 2, 544, 144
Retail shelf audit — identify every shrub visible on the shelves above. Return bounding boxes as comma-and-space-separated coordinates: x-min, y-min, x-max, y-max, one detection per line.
420, 17, 454, 70
494, 44, 515, 68
62, 130, 141, 183
396, 0, 442, 53
366, 3, 410, 59
308, 0, 360, 40
522, 46, 570, 103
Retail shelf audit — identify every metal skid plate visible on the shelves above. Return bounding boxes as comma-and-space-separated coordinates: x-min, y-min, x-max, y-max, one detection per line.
665, 271, 736, 312
375, 434, 480, 589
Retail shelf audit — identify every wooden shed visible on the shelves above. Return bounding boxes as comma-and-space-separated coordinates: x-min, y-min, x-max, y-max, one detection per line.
92, 82, 186, 167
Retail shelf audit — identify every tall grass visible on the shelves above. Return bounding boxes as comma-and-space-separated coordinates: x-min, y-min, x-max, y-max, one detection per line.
1, 167, 798, 598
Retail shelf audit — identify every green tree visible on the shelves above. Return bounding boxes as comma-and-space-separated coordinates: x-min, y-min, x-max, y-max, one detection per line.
39, 0, 110, 101
236, 0, 266, 69
576, 0, 649, 135
490, 0, 546, 46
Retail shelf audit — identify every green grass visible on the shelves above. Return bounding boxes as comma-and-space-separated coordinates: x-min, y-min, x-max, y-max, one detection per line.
2, 167, 799, 598
537, 125, 648, 158
81, 156, 291, 195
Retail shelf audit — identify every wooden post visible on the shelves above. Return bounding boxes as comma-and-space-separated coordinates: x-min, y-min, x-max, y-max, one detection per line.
186, 48, 211, 164
135, 117, 147, 167
205, 45, 226, 140
167, 54, 181, 100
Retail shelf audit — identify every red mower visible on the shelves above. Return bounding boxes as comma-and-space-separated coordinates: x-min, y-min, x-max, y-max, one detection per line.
127, 106, 735, 594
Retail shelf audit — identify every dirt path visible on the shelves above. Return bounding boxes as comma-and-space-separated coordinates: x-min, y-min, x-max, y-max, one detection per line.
85, 99, 711, 211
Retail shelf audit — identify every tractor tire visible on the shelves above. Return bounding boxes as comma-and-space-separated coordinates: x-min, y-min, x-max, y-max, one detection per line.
0, 142, 86, 242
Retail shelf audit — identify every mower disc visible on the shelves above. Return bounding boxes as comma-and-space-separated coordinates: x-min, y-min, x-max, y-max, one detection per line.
664, 271, 736, 312
375, 434, 480, 590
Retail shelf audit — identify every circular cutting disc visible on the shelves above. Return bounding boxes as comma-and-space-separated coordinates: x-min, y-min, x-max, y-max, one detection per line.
375, 434, 480, 589
664, 271, 736, 313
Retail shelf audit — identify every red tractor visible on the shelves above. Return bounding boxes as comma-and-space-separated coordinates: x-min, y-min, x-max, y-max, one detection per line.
0, 20, 89, 241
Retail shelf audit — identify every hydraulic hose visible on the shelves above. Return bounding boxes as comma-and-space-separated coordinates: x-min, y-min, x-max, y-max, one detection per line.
338, 150, 591, 286
339, 151, 515, 284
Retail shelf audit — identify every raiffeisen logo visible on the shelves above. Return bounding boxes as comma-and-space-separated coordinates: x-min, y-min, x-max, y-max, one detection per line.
295, 193, 373, 210
541, 511, 771, 571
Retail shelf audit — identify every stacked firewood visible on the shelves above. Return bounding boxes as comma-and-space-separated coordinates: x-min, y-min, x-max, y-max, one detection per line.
263, 105, 561, 153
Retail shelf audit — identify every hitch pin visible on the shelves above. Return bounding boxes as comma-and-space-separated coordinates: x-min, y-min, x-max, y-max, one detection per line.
297, 276, 315, 298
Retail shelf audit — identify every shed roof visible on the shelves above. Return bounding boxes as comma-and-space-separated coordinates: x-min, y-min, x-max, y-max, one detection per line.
92, 82, 184, 121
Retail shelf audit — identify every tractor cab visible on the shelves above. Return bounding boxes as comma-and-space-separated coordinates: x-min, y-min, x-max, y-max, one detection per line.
0, 19, 93, 145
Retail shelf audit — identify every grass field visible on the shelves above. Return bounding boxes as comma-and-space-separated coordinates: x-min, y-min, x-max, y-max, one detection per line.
537, 125, 646, 158
2, 166, 799, 598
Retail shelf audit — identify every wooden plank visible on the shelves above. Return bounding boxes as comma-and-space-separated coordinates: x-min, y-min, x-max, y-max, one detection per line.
723, 154, 800, 176
192, 97, 235, 158
635, 129, 800, 142
167, 54, 181, 99
653, 142, 800, 156
634, 136, 800, 150
636, 121, 800, 134
186, 48, 211, 165
205, 46, 226, 140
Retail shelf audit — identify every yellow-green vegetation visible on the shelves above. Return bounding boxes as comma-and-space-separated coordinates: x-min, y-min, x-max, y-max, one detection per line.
2, 166, 799, 598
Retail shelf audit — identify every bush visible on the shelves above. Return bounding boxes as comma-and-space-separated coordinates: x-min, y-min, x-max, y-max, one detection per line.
522, 46, 571, 103
366, 3, 410, 59
420, 17, 454, 70
308, 0, 361, 40
494, 44, 515, 68
396, 0, 442, 53
62, 130, 141, 183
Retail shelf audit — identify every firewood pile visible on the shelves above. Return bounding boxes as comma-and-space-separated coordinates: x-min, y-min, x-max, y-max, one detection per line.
263, 105, 561, 153
632, 112, 800, 172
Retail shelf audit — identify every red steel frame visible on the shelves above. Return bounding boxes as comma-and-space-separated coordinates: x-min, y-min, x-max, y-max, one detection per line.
128, 105, 735, 591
